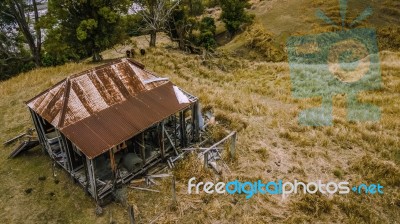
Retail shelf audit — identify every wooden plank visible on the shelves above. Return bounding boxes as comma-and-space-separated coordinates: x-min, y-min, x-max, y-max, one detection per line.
203, 152, 208, 169
109, 149, 116, 174
33, 112, 52, 156
164, 129, 178, 156
8, 140, 39, 158
128, 186, 160, 193
140, 132, 146, 164
146, 173, 172, 178
128, 205, 135, 224
63, 136, 74, 172
57, 78, 71, 127
200, 131, 237, 157
159, 123, 165, 158
230, 132, 237, 158
171, 176, 177, 205
29, 109, 45, 147
86, 158, 98, 201
179, 111, 186, 147
3, 133, 26, 146
193, 101, 200, 141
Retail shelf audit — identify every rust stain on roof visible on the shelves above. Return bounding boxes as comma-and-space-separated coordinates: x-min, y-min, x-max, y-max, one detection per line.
27, 58, 193, 159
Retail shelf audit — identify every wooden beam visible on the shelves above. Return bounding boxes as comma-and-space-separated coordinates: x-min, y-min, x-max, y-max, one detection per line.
86, 158, 98, 201
128, 205, 135, 224
83, 156, 90, 194
33, 111, 51, 155
29, 109, 44, 146
63, 136, 74, 173
58, 78, 71, 127
159, 123, 165, 159
230, 132, 237, 158
3, 133, 26, 146
192, 101, 200, 142
128, 186, 160, 193
200, 131, 237, 157
109, 148, 116, 175
179, 111, 186, 147
58, 133, 71, 171
140, 133, 146, 164
171, 176, 177, 206
164, 129, 178, 156
174, 114, 177, 149
204, 152, 208, 169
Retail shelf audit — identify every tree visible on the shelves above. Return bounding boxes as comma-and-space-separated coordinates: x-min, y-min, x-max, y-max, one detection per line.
0, 27, 34, 80
219, 0, 253, 37
167, 6, 196, 50
133, 0, 180, 47
166, 8, 217, 53
198, 16, 216, 50
184, 0, 203, 16
44, 0, 130, 61
0, 0, 43, 66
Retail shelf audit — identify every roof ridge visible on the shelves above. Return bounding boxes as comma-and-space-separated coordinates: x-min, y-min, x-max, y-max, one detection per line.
58, 77, 71, 127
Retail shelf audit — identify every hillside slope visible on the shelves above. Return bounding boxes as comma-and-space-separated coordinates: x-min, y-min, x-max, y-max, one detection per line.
222, 0, 400, 60
1, 37, 400, 222
1, 1, 400, 223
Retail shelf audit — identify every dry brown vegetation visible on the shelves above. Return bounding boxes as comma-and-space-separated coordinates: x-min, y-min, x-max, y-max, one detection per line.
1, 0, 400, 223
1, 38, 399, 223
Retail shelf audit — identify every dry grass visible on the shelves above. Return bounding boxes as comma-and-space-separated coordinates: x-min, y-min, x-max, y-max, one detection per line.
1, 7, 400, 222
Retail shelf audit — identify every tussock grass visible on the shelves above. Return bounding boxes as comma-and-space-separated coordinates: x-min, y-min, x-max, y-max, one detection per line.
1, 26, 399, 222
291, 193, 333, 217
352, 155, 400, 187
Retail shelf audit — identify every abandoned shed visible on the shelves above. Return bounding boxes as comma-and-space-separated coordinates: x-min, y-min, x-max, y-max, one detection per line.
26, 58, 201, 204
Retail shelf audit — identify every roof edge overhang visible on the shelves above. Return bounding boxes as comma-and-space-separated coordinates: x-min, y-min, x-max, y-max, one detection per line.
58, 82, 196, 159
83, 102, 193, 160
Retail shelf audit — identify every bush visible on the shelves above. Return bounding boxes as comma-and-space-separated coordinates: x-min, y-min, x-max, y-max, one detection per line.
220, 0, 253, 37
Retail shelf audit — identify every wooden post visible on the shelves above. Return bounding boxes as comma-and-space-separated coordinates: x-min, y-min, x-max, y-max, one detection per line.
191, 104, 195, 142
164, 129, 178, 156
201, 131, 237, 157
33, 111, 51, 155
230, 132, 237, 158
192, 101, 200, 141
140, 132, 146, 164
174, 114, 177, 151
128, 205, 135, 224
86, 158, 98, 201
29, 109, 44, 147
57, 130, 69, 170
179, 111, 186, 147
171, 176, 177, 206
83, 156, 90, 194
159, 123, 165, 158
109, 148, 116, 175
204, 152, 208, 169
61, 134, 73, 172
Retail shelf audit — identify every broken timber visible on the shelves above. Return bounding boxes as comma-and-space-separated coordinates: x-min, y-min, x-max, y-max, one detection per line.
198, 131, 237, 173
8, 140, 40, 158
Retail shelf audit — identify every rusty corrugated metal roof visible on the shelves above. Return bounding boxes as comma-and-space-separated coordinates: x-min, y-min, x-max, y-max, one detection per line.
27, 58, 194, 159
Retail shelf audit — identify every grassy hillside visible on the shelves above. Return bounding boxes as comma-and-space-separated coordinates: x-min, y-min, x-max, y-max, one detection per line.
1, 1, 400, 223
1, 35, 400, 222
222, 0, 400, 60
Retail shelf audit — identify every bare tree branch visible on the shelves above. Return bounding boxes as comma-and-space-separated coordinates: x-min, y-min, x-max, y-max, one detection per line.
132, 0, 181, 47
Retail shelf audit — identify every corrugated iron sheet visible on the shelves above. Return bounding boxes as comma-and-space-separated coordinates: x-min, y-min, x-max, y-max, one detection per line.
26, 58, 168, 129
26, 58, 193, 159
